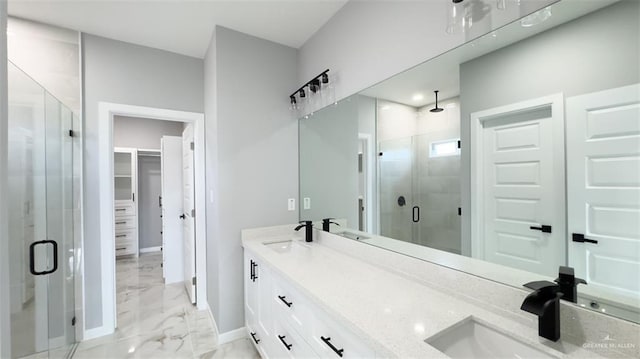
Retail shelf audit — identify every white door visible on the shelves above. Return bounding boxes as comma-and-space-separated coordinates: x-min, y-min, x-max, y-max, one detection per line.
472, 95, 565, 277
567, 84, 640, 308
161, 136, 184, 284
182, 124, 197, 303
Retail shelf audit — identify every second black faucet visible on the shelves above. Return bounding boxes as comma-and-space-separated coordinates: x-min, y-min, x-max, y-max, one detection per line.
295, 220, 313, 242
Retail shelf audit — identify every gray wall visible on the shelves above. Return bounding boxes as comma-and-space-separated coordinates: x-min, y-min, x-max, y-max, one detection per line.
298, 0, 554, 114
0, 2, 10, 357
82, 34, 203, 329
137, 155, 162, 250
114, 116, 183, 150
459, 1, 640, 255
204, 26, 298, 333
300, 97, 359, 227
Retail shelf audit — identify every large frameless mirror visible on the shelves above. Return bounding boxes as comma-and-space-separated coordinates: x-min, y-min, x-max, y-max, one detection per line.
299, 0, 639, 323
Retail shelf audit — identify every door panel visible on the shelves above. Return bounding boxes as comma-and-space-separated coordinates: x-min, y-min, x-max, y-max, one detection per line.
567, 84, 640, 311
8, 63, 76, 358
479, 101, 564, 277
161, 136, 184, 284
182, 124, 196, 304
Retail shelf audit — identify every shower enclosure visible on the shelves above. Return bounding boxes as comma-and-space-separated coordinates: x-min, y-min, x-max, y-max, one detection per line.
7, 61, 79, 358
379, 131, 462, 254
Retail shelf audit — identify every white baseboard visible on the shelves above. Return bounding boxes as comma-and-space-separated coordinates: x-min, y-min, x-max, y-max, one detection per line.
139, 246, 162, 254
83, 325, 113, 341
206, 303, 220, 337
205, 296, 245, 345
218, 327, 247, 345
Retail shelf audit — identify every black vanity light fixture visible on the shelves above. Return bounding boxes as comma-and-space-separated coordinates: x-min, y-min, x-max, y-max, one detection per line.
430, 90, 444, 113
289, 69, 330, 108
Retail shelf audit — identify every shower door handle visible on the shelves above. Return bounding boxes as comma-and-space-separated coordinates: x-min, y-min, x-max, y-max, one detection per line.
412, 206, 420, 223
29, 239, 58, 275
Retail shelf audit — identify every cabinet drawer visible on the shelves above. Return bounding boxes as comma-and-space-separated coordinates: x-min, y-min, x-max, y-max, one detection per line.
115, 229, 137, 242
115, 216, 136, 230
310, 312, 375, 359
114, 203, 135, 218
115, 240, 136, 256
271, 320, 318, 359
272, 275, 314, 336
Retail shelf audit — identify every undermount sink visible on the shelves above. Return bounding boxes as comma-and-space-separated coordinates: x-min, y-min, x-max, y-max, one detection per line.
264, 239, 310, 254
425, 317, 557, 359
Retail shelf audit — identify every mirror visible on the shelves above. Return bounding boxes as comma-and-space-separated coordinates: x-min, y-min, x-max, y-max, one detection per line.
299, 0, 639, 323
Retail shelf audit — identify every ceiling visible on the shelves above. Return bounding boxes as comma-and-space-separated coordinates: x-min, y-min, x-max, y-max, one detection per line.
8, 0, 349, 58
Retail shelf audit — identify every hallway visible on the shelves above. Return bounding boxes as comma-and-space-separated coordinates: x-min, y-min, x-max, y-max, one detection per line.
73, 253, 259, 358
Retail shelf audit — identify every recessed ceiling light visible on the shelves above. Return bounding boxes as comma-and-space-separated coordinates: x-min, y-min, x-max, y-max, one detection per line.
381, 105, 390, 111
412, 93, 424, 101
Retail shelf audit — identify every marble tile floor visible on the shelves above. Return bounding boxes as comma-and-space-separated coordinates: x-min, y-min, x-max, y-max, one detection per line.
72, 253, 260, 359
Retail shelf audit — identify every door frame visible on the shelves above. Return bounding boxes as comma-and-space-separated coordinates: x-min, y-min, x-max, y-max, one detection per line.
470, 93, 564, 259
92, 102, 207, 339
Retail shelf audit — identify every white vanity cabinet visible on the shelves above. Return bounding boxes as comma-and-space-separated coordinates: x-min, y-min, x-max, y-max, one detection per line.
244, 249, 376, 359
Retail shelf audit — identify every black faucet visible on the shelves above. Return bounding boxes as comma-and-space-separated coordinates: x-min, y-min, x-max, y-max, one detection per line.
322, 218, 340, 232
295, 220, 313, 242
520, 281, 563, 341
555, 266, 586, 303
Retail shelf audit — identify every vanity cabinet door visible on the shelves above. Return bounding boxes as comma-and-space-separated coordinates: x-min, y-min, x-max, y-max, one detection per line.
244, 251, 274, 357
244, 253, 259, 329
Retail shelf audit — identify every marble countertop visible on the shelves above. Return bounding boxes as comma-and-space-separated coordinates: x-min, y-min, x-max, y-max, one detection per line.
241, 226, 608, 359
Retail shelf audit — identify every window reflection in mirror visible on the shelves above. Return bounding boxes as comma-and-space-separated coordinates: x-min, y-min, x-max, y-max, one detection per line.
298, 0, 639, 323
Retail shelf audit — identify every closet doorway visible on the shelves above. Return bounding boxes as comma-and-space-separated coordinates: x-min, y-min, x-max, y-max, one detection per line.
96, 103, 206, 336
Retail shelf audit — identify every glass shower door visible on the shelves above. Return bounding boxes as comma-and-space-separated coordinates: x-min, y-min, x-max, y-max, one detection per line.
8, 63, 76, 358
379, 133, 461, 253
378, 137, 415, 243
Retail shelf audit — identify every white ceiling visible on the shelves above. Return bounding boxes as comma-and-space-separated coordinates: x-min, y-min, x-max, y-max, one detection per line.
8, 0, 349, 58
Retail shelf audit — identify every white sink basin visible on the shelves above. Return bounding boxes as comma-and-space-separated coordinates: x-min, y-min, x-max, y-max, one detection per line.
426, 317, 557, 359
264, 240, 310, 254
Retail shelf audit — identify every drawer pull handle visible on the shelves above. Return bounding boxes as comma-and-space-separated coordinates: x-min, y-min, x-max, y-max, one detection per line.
278, 295, 293, 307
115, 234, 127, 238
116, 247, 127, 250
321, 336, 344, 357
115, 209, 126, 212
252, 261, 258, 282
250, 332, 260, 344
278, 335, 292, 351
249, 260, 258, 282
115, 221, 127, 224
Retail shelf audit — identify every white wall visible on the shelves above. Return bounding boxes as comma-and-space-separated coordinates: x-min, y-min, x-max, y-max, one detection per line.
113, 116, 183, 150
458, 0, 640, 255
7, 17, 80, 114
298, 0, 554, 114
204, 26, 298, 334
82, 34, 203, 330
0, 2, 10, 357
